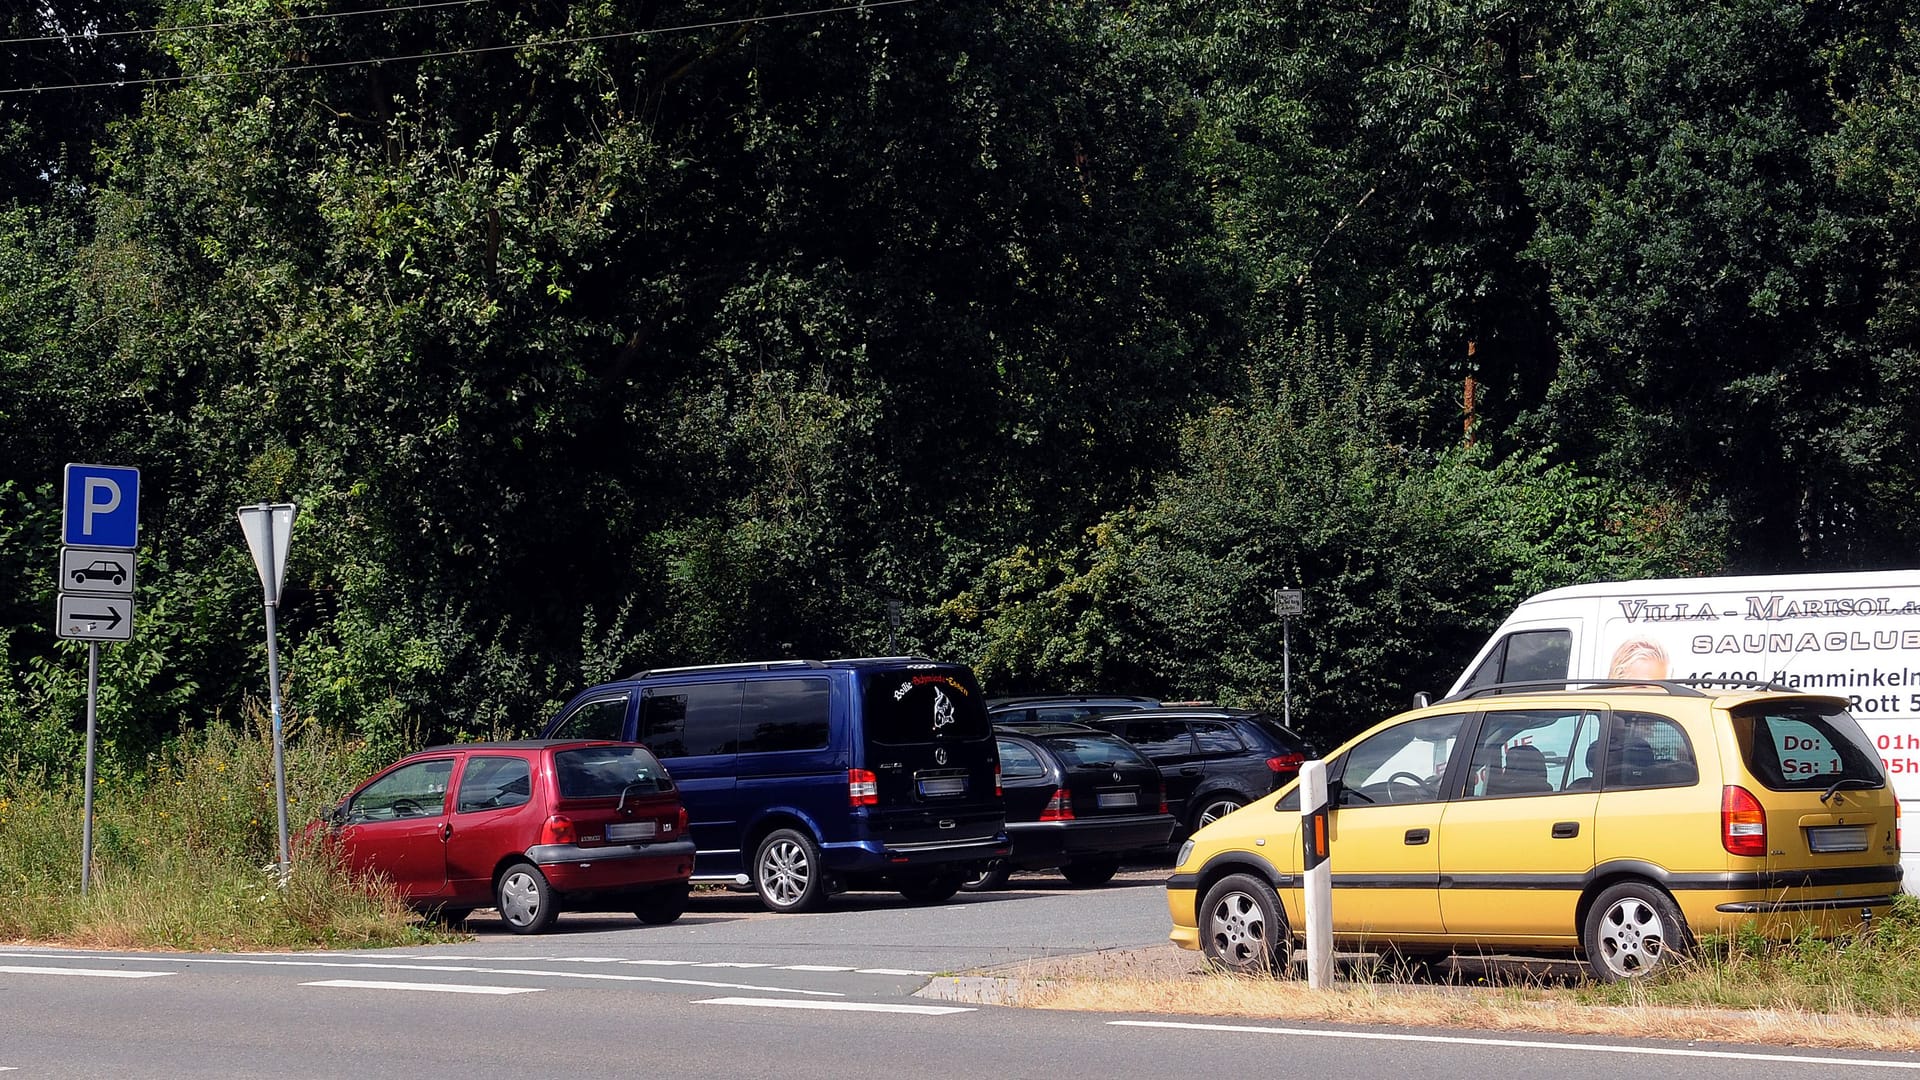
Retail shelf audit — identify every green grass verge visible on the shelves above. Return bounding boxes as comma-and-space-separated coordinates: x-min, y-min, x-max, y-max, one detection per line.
1569, 895, 1920, 1015
0, 722, 456, 951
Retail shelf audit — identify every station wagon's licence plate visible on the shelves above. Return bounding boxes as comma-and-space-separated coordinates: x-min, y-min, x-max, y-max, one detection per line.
1806, 825, 1869, 853
1097, 791, 1138, 809
918, 777, 967, 796
606, 821, 658, 842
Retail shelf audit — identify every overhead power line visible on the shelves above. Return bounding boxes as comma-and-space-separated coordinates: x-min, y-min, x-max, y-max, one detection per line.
0, 0, 921, 95
0, 0, 485, 46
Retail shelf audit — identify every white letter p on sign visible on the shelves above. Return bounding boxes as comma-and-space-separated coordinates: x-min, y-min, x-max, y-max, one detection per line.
83, 477, 122, 536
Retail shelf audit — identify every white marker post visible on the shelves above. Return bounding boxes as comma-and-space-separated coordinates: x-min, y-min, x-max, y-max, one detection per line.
1299, 759, 1333, 989
238, 503, 297, 875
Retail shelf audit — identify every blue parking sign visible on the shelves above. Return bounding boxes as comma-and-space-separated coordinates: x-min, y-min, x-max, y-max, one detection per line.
63, 464, 141, 549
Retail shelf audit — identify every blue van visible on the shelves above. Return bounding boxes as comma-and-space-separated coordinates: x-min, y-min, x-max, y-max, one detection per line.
541, 657, 1009, 912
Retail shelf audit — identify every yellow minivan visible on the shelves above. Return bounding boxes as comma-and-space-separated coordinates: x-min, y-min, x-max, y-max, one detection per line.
1166, 682, 1902, 981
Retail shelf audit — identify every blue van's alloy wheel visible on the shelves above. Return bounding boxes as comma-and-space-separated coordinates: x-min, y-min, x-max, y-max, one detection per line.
755, 828, 828, 913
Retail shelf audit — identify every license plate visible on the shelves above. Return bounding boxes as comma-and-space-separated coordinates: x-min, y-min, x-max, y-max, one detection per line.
1097, 791, 1138, 809
606, 821, 658, 842
1806, 825, 1868, 853
918, 777, 967, 796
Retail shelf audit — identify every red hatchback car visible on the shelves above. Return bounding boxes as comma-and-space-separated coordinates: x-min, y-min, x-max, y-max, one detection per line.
322, 740, 694, 933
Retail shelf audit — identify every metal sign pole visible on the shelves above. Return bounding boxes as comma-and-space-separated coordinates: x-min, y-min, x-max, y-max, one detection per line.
261, 514, 292, 876
80, 643, 99, 896
1283, 614, 1292, 729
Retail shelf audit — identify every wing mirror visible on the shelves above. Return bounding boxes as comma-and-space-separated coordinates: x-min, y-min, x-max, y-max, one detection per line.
1411, 691, 1431, 709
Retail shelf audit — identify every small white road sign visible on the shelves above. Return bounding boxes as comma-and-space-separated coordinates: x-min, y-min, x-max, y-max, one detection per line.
59, 546, 136, 598
56, 595, 134, 642
237, 503, 297, 605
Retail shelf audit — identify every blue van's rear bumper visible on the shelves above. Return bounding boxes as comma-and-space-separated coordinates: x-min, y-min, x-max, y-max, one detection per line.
823, 832, 1010, 873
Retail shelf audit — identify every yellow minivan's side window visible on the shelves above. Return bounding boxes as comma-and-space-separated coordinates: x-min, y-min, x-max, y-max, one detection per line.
1463, 709, 1601, 797
1608, 712, 1699, 789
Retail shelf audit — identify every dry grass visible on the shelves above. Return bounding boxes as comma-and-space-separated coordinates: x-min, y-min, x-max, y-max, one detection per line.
986, 940, 1920, 1053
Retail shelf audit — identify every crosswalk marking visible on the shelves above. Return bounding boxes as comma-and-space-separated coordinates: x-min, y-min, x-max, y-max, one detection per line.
303, 979, 542, 996
695, 997, 972, 1015
0, 965, 175, 980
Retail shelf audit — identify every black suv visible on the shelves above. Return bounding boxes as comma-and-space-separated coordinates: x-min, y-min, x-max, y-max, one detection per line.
1086, 708, 1313, 836
986, 694, 1160, 726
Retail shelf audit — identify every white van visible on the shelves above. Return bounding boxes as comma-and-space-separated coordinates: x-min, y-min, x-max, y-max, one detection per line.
1448, 570, 1920, 892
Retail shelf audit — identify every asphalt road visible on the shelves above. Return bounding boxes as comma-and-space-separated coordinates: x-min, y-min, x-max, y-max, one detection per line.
5, 872, 1916, 1078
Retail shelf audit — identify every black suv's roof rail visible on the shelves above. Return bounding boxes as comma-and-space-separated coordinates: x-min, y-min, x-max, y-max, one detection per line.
986, 693, 1160, 709
1440, 678, 1798, 703
624, 659, 830, 680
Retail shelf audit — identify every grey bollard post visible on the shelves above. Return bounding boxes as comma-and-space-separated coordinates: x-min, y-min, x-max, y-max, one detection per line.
1300, 759, 1333, 989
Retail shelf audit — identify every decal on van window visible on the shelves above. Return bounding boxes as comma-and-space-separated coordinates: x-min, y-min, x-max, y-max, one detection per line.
865, 668, 990, 745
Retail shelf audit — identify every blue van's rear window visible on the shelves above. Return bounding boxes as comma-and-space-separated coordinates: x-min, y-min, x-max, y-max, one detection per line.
861, 668, 991, 744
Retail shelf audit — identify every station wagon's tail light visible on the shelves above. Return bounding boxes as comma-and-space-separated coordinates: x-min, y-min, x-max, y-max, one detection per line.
540, 815, 578, 846
848, 768, 879, 807
1158, 783, 1169, 815
1268, 753, 1305, 773
1722, 785, 1767, 857
995, 759, 1003, 798
1038, 787, 1075, 822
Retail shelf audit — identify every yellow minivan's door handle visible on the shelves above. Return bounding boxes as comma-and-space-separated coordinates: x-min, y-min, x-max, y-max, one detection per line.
1404, 828, 1430, 845
1551, 821, 1580, 839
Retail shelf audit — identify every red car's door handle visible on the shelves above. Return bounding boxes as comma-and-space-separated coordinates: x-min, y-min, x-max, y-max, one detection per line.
441, 822, 453, 841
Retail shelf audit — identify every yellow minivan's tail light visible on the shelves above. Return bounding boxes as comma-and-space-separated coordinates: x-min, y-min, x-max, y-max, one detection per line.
1721, 785, 1767, 857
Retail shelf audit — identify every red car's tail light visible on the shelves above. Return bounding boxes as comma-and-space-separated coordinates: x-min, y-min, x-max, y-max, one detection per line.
1267, 753, 1306, 773
540, 814, 578, 846
1038, 787, 1075, 822
669, 806, 688, 836
1722, 785, 1767, 857
848, 768, 879, 807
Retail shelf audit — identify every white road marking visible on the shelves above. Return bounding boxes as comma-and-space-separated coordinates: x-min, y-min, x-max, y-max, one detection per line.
696, 997, 973, 1016
779, 965, 855, 972
1111, 1021, 1920, 1071
694, 962, 772, 968
0, 953, 840, 997
622, 959, 694, 966
854, 968, 935, 976
0, 965, 175, 980
304, 979, 541, 996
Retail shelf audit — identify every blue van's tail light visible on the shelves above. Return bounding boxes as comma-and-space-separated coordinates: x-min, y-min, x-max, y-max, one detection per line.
849, 768, 879, 807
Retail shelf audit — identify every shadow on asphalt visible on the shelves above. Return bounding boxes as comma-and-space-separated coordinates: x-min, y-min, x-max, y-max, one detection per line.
458, 864, 1173, 937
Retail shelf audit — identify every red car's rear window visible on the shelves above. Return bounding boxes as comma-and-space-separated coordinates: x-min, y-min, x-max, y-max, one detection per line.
553, 746, 673, 798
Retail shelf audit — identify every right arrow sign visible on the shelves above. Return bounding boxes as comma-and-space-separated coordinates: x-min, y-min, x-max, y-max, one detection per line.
57, 594, 134, 641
